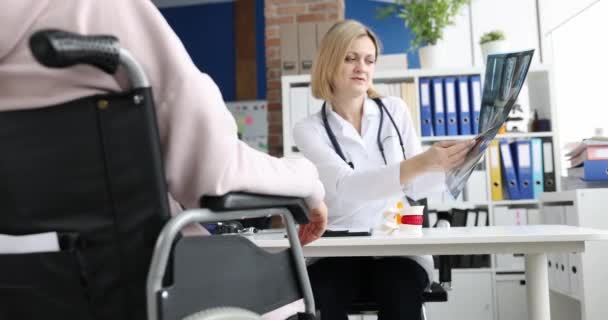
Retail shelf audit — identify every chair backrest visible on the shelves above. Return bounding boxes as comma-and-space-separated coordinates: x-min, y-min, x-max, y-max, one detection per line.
0, 30, 170, 320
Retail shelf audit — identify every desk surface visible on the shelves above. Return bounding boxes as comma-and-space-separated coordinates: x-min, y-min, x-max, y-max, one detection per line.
252, 225, 608, 257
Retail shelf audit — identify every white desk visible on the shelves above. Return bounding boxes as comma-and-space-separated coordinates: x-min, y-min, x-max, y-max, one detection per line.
253, 225, 608, 320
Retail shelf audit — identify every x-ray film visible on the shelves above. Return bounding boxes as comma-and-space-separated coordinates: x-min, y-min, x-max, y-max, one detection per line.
446, 50, 534, 198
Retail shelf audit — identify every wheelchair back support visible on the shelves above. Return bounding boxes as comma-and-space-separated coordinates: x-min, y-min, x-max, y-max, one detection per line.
0, 65, 169, 320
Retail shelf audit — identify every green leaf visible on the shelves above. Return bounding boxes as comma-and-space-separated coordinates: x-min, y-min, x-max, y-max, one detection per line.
375, 0, 471, 50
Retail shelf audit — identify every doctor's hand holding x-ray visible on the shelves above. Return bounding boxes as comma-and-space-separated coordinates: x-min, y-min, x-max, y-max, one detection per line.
293, 20, 474, 320
397, 139, 474, 185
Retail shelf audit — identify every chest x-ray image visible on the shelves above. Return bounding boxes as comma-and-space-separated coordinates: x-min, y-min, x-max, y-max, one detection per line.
446, 49, 535, 198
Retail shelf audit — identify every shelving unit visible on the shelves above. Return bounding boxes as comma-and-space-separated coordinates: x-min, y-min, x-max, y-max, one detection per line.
281, 65, 560, 320
420, 131, 555, 143
538, 189, 608, 320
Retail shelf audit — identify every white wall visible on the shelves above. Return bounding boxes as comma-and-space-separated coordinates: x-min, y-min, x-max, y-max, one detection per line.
470, 0, 541, 66
539, 0, 607, 169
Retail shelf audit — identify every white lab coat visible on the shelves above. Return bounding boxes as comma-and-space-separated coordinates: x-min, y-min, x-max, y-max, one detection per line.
293, 95, 447, 285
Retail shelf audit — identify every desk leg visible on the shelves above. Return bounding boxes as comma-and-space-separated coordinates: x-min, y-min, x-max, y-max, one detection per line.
525, 253, 550, 320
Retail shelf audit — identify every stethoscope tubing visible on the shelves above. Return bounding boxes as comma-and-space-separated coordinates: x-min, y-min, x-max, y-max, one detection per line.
321, 97, 406, 169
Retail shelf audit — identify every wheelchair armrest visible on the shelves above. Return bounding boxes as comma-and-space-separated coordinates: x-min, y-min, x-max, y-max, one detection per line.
435, 217, 453, 288
200, 192, 309, 224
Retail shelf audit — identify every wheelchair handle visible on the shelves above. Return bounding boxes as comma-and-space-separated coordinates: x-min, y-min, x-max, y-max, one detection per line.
29, 29, 120, 74
29, 29, 149, 88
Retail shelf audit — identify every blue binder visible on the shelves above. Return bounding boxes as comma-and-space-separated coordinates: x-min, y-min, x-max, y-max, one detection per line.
499, 140, 521, 200
583, 160, 608, 181
511, 140, 534, 199
456, 76, 472, 135
431, 78, 446, 136
443, 77, 458, 136
469, 75, 482, 134
419, 78, 434, 137
530, 138, 544, 198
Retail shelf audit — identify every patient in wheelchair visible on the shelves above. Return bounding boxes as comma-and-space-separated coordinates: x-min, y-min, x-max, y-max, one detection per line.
1, 0, 327, 319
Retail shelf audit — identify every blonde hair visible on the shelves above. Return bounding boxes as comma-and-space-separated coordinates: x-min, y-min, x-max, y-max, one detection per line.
311, 20, 382, 101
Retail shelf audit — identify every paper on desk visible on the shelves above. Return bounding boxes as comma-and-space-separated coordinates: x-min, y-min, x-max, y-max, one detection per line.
0, 232, 60, 254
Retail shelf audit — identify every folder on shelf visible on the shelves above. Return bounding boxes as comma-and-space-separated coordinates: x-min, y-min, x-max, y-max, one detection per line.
488, 140, 503, 201
583, 160, 608, 181
464, 169, 488, 202
279, 24, 299, 75
443, 77, 458, 136
476, 209, 488, 227
374, 83, 390, 96
431, 77, 446, 136
527, 208, 542, 225
511, 140, 534, 199
419, 78, 434, 137
456, 76, 472, 135
500, 140, 521, 200
297, 23, 316, 74
450, 208, 468, 227
315, 22, 333, 48
401, 82, 420, 135
531, 138, 544, 198
542, 139, 556, 192
465, 209, 478, 228
469, 75, 482, 134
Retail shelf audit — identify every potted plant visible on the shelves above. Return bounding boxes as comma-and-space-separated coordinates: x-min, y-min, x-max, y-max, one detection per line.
479, 30, 507, 64
377, 0, 470, 68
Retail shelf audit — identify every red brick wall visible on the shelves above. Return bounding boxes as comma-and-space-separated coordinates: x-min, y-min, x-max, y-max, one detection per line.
264, 0, 344, 156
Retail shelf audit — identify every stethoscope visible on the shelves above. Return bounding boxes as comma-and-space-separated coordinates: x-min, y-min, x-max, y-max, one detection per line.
322, 97, 406, 169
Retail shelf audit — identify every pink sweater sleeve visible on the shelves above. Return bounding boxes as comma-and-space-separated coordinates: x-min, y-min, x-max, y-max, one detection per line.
121, 1, 325, 209
160, 70, 325, 209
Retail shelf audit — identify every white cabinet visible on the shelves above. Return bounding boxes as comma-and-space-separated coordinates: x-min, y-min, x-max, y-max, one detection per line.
495, 274, 528, 320
425, 270, 495, 320
540, 189, 608, 320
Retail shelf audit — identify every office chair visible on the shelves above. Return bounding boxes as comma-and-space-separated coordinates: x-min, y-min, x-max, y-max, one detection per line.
0, 29, 314, 320
347, 199, 452, 320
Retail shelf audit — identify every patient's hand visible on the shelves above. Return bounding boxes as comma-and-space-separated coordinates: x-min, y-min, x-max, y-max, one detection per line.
298, 201, 328, 245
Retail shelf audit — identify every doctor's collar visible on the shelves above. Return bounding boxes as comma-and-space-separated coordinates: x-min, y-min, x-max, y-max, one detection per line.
325, 96, 381, 124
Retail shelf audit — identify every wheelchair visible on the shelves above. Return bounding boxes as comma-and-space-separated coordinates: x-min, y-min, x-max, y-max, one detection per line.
0, 30, 314, 320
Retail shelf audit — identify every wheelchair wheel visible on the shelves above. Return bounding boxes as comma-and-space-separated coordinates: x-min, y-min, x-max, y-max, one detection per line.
182, 307, 262, 320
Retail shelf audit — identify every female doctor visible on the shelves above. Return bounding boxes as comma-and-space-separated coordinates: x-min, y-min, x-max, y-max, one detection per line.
293, 20, 474, 320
